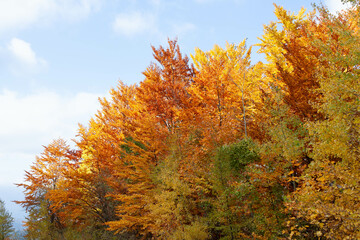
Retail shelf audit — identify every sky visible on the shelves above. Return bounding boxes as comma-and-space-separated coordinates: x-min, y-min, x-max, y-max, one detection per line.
0, 0, 350, 230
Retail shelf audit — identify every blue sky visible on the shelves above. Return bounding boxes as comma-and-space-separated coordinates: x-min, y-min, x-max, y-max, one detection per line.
0, 0, 349, 230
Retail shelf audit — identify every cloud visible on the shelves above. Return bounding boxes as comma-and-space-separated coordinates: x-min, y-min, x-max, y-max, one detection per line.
325, 0, 351, 14
0, 89, 101, 137
7, 38, 47, 74
113, 11, 157, 36
0, 89, 103, 186
0, 0, 100, 33
0, 152, 35, 187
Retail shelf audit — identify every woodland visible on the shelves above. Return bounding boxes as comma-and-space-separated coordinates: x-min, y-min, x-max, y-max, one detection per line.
15, 1, 360, 239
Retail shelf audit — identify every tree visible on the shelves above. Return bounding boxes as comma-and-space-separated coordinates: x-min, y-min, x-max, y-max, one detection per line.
210, 139, 261, 239
288, 3, 360, 239
255, 5, 327, 238
341, 0, 358, 4
103, 83, 160, 238
16, 139, 75, 239
190, 41, 253, 148
138, 38, 195, 135
49, 84, 140, 238
0, 199, 14, 240
146, 141, 208, 240
107, 40, 196, 238
47, 120, 121, 238
257, 4, 323, 121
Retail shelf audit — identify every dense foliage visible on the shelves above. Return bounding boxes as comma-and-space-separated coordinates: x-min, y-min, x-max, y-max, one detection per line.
17, 2, 360, 239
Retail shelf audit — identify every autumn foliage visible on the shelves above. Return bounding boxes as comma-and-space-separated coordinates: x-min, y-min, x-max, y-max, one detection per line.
17, 1, 360, 239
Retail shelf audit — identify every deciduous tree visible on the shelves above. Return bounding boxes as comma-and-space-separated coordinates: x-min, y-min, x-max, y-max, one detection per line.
289, 4, 360, 239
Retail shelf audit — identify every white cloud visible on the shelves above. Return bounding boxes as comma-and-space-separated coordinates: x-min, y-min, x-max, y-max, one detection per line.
0, 89, 103, 186
113, 11, 157, 36
8, 38, 37, 66
0, 152, 34, 186
7, 38, 47, 74
0, 89, 101, 137
0, 0, 100, 33
325, 0, 351, 14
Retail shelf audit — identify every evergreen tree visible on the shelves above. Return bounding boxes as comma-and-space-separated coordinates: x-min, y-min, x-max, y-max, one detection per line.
0, 199, 14, 240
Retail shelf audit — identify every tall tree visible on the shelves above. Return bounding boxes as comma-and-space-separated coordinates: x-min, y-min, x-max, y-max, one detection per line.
190, 41, 251, 146
187, 41, 266, 209
289, 3, 360, 239
0, 199, 14, 240
107, 40, 197, 238
258, 4, 322, 121
47, 120, 120, 237
256, 5, 324, 238
138, 38, 195, 135
188, 40, 267, 157
16, 139, 74, 239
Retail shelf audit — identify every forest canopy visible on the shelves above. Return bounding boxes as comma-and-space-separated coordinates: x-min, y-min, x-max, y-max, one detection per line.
16, 1, 360, 239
